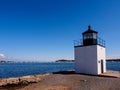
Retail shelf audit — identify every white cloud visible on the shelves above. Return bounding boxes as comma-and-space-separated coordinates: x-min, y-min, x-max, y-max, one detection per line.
0, 54, 5, 58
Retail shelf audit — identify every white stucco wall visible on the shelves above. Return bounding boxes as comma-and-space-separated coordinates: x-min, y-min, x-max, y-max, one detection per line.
75, 45, 106, 75
97, 45, 106, 74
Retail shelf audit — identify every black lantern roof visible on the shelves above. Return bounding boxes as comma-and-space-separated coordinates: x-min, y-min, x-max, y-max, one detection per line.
82, 25, 98, 35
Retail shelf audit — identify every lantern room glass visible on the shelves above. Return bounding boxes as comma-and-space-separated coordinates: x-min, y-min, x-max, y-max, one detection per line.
83, 33, 97, 40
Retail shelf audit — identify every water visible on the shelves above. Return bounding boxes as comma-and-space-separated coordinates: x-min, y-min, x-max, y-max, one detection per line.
0, 62, 120, 78
0, 62, 74, 78
107, 61, 120, 71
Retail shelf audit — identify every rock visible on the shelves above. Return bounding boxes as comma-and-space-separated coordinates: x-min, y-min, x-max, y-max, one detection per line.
80, 80, 87, 82
0, 78, 19, 86
0, 73, 51, 87
0, 79, 7, 86
19, 75, 38, 83
6, 78, 19, 84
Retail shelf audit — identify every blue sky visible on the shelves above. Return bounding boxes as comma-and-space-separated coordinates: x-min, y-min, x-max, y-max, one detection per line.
0, 0, 120, 62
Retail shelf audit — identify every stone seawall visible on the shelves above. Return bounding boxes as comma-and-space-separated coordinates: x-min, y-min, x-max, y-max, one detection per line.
0, 73, 51, 87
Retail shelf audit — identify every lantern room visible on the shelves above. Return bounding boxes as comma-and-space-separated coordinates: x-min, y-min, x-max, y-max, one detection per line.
82, 25, 98, 46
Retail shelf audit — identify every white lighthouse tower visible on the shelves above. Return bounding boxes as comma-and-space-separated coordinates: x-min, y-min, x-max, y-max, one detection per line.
74, 26, 106, 75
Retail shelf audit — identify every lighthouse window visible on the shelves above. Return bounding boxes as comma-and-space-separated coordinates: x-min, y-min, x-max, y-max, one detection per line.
84, 33, 93, 40
93, 33, 97, 39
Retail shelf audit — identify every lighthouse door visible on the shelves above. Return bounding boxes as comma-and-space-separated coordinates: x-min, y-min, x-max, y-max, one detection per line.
101, 60, 104, 73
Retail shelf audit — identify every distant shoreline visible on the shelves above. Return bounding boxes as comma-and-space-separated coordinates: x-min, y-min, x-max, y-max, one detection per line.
0, 60, 13, 63
0, 59, 120, 63
55, 59, 120, 62
55, 59, 74, 62
106, 59, 120, 62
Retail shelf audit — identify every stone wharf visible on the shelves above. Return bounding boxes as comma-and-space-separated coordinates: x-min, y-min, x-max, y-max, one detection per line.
74, 26, 106, 75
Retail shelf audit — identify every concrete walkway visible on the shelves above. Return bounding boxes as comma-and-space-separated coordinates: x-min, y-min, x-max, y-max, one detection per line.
100, 70, 120, 78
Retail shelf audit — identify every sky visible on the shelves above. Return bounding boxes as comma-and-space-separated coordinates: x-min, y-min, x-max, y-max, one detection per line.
0, 0, 120, 62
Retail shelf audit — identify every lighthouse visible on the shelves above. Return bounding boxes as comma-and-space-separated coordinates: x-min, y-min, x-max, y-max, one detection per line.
74, 26, 106, 75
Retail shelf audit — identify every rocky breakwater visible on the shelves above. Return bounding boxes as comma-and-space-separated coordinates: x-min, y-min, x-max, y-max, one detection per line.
0, 73, 51, 87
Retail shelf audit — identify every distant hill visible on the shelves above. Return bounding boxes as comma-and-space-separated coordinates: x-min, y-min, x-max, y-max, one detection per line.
0, 60, 13, 63
56, 59, 74, 62
106, 59, 120, 61
56, 59, 120, 62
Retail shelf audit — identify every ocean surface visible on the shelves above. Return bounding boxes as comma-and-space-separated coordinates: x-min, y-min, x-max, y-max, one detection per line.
0, 62, 120, 78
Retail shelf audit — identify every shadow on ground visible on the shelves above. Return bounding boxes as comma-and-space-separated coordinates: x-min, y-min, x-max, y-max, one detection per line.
52, 70, 118, 78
